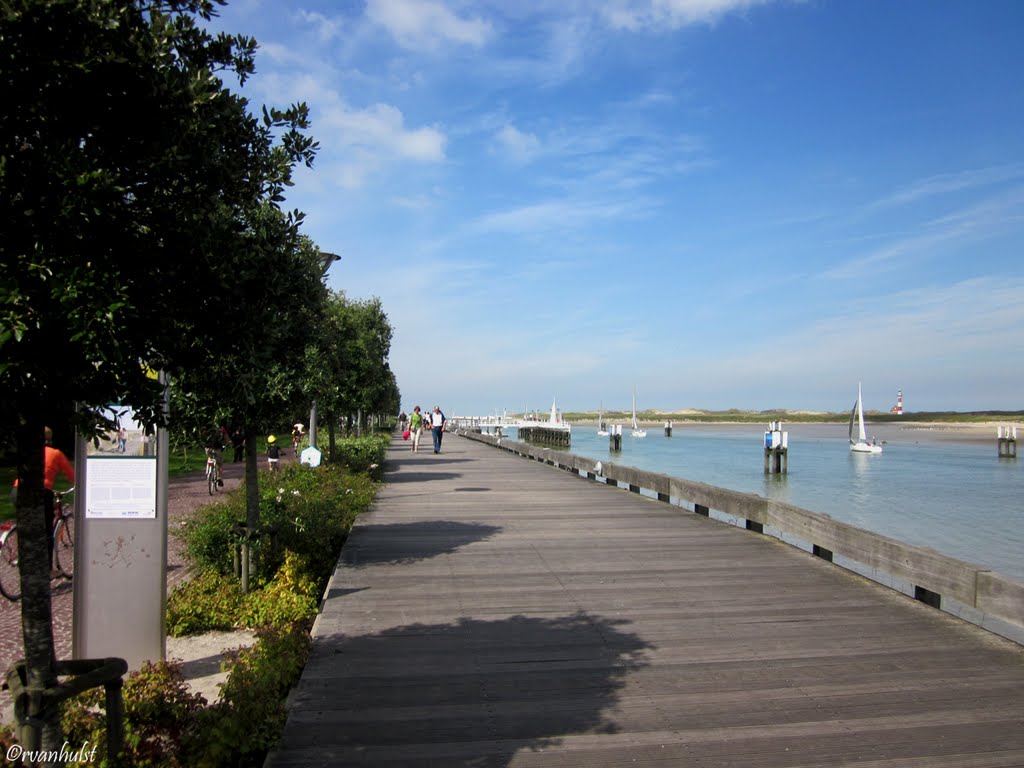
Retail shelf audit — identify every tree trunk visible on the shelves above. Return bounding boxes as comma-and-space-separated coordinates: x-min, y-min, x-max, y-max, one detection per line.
327, 415, 336, 463
14, 415, 63, 760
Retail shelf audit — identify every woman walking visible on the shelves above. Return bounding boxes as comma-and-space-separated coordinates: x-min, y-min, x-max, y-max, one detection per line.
409, 406, 424, 453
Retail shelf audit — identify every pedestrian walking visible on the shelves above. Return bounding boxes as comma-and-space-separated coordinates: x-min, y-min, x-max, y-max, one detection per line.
430, 405, 446, 454
409, 406, 423, 453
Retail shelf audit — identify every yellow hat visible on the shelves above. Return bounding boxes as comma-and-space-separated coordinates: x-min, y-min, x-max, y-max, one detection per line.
267, 435, 276, 443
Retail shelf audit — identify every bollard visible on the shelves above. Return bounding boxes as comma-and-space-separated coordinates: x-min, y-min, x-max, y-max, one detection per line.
763, 422, 788, 474
997, 425, 1018, 459
664, 420, 672, 437
609, 425, 622, 452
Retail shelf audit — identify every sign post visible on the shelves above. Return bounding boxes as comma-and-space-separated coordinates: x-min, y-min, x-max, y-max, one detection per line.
73, 385, 168, 670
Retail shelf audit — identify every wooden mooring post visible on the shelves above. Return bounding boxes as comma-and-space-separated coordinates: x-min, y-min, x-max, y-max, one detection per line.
609, 424, 622, 452
764, 420, 788, 474
664, 420, 673, 437
998, 425, 1018, 458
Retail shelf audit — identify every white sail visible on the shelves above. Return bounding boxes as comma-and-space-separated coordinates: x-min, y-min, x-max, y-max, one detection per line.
597, 401, 608, 436
850, 382, 882, 454
631, 386, 646, 437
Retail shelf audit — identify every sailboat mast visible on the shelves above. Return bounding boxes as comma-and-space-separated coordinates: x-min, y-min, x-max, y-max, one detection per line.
857, 383, 869, 442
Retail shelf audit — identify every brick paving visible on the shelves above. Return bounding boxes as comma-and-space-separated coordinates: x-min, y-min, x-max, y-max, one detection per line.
1, 450, 293, 717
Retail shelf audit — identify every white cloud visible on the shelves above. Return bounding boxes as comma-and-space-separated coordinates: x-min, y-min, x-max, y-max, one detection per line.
467, 197, 648, 237
869, 163, 1024, 209
365, 0, 493, 51
600, 0, 781, 30
494, 124, 541, 162
297, 9, 344, 43
315, 101, 446, 188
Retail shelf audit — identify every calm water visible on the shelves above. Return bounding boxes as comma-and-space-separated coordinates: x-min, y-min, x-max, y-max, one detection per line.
506, 422, 1024, 582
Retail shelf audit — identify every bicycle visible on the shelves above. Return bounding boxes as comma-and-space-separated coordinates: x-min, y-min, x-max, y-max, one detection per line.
205, 448, 223, 496
0, 486, 75, 602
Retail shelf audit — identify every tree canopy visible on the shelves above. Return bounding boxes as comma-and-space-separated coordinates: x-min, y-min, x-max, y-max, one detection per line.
0, 0, 321, 751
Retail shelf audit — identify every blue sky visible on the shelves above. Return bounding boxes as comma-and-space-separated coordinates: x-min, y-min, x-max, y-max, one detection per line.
209, 0, 1024, 415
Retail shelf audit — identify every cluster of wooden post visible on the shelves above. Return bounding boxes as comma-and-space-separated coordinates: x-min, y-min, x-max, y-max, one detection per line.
518, 425, 571, 447
997, 425, 1017, 458
608, 424, 622, 451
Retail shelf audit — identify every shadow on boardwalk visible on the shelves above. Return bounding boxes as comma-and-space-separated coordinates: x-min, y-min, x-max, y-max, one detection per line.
275, 612, 652, 766
341, 521, 501, 566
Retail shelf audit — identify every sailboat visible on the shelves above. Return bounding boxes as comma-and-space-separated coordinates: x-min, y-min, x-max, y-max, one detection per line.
849, 382, 882, 454
630, 386, 646, 438
597, 402, 608, 437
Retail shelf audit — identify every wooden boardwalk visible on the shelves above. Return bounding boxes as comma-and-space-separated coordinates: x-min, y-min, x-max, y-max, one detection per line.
267, 433, 1024, 767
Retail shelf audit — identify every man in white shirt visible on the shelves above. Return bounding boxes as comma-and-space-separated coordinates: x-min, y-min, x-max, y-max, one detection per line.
430, 405, 446, 454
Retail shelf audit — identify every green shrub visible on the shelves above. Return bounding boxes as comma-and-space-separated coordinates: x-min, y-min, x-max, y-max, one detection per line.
62, 660, 207, 768
176, 500, 241, 576
240, 551, 319, 629
177, 462, 376, 583
192, 624, 312, 767
330, 433, 388, 474
168, 552, 323, 637
166, 570, 243, 637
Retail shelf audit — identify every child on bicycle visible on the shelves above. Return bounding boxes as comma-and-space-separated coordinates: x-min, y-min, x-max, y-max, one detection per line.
204, 427, 226, 486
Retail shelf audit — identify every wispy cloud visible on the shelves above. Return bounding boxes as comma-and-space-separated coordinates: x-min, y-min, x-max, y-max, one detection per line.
494, 124, 542, 163
600, 0, 784, 31
868, 163, 1024, 210
466, 197, 650, 236
821, 186, 1024, 280
365, 0, 494, 51
296, 9, 344, 43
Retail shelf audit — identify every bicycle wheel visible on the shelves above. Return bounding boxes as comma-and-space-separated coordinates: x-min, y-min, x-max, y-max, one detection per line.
208, 465, 216, 495
54, 514, 75, 579
0, 526, 22, 601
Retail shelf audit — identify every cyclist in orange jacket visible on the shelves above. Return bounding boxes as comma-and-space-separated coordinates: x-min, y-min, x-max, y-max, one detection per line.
12, 427, 76, 572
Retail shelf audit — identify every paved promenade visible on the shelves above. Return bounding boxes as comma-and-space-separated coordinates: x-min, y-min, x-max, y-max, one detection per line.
268, 433, 1024, 767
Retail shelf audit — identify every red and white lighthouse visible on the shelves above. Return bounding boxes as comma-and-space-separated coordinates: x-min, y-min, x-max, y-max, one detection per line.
890, 389, 903, 416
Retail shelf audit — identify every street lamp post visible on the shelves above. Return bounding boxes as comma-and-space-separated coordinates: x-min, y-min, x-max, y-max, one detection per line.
308, 251, 340, 453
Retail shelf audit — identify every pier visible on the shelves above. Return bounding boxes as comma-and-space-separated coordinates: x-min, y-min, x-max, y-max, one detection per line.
267, 432, 1024, 767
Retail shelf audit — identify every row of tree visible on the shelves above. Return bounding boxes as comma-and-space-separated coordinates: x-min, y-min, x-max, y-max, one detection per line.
1, 0, 397, 754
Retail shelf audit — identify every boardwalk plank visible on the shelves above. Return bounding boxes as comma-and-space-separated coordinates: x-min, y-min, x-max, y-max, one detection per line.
267, 434, 1024, 767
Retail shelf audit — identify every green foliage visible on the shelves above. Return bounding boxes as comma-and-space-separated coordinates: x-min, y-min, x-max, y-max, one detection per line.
167, 554, 319, 637
331, 432, 390, 475
240, 551, 319, 629
58, 629, 311, 768
177, 500, 241, 578
192, 625, 312, 768
62, 660, 207, 768
176, 460, 376, 582
309, 293, 400, 444
166, 570, 243, 637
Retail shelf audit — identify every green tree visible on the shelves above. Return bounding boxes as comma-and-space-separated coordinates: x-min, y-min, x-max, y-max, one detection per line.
171, 214, 330, 534
306, 293, 398, 457
0, 0, 316, 752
